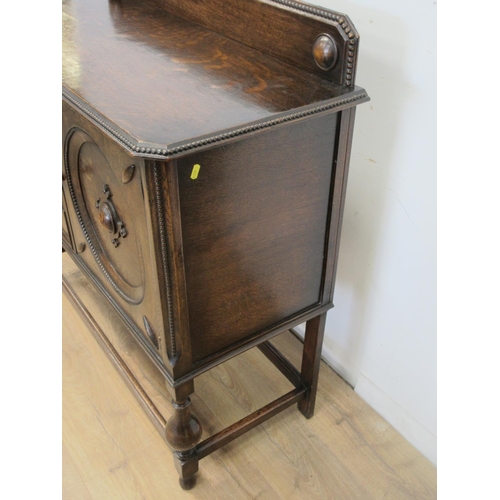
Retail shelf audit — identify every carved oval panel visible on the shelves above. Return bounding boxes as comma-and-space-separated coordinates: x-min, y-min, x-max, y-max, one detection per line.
64, 127, 145, 304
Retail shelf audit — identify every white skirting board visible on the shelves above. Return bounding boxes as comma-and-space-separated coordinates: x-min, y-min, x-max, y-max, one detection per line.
354, 374, 437, 465
294, 324, 436, 465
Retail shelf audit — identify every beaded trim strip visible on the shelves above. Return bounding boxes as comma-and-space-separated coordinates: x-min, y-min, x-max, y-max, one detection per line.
153, 163, 178, 362
63, 89, 368, 159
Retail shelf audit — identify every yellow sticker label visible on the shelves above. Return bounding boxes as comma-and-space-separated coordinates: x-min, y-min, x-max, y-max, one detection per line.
190, 164, 201, 180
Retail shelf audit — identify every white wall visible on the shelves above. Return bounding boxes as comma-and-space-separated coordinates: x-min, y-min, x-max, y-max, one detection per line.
298, 0, 437, 464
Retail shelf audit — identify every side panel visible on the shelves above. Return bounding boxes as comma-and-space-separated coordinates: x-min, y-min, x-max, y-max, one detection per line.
177, 113, 338, 363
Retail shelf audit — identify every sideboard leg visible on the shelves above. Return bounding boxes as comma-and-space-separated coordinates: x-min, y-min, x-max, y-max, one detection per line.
174, 450, 200, 490
298, 312, 327, 419
165, 385, 202, 490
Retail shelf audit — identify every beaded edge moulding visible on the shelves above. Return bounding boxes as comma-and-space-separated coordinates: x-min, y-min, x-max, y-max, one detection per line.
62, 89, 369, 160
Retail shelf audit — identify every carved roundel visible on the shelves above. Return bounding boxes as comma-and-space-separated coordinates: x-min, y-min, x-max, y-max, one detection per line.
312, 34, 338, 71
64, 127, 145, 305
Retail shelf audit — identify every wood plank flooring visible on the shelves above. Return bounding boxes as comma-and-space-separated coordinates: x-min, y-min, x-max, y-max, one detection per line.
62, 255, 436, 499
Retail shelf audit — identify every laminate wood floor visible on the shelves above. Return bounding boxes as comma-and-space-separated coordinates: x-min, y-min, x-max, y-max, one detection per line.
62, 255, 436, 499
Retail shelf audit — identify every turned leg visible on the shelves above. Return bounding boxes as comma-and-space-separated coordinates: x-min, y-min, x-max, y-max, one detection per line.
165, 384, 202, 490
298, 312, 327, 419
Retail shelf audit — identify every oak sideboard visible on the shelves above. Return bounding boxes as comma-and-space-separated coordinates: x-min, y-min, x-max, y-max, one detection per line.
62, 0, 369, 489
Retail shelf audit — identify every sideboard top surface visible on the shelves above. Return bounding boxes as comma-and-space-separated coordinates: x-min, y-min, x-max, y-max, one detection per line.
63, 0, 367, 153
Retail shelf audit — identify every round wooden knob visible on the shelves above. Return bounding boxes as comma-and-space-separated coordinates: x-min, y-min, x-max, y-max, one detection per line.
312, 34, 337, 71
98, 201, 116, 233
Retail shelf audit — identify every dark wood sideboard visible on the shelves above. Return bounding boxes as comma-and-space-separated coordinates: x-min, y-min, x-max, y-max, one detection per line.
62, 0, 369, 489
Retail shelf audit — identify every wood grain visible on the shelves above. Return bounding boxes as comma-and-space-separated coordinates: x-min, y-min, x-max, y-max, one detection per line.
62, 0, 362, 147
63, 255, 437, 499
150, 0, 358, 85
62, 0, 373, 490
177, 113, 337, 363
